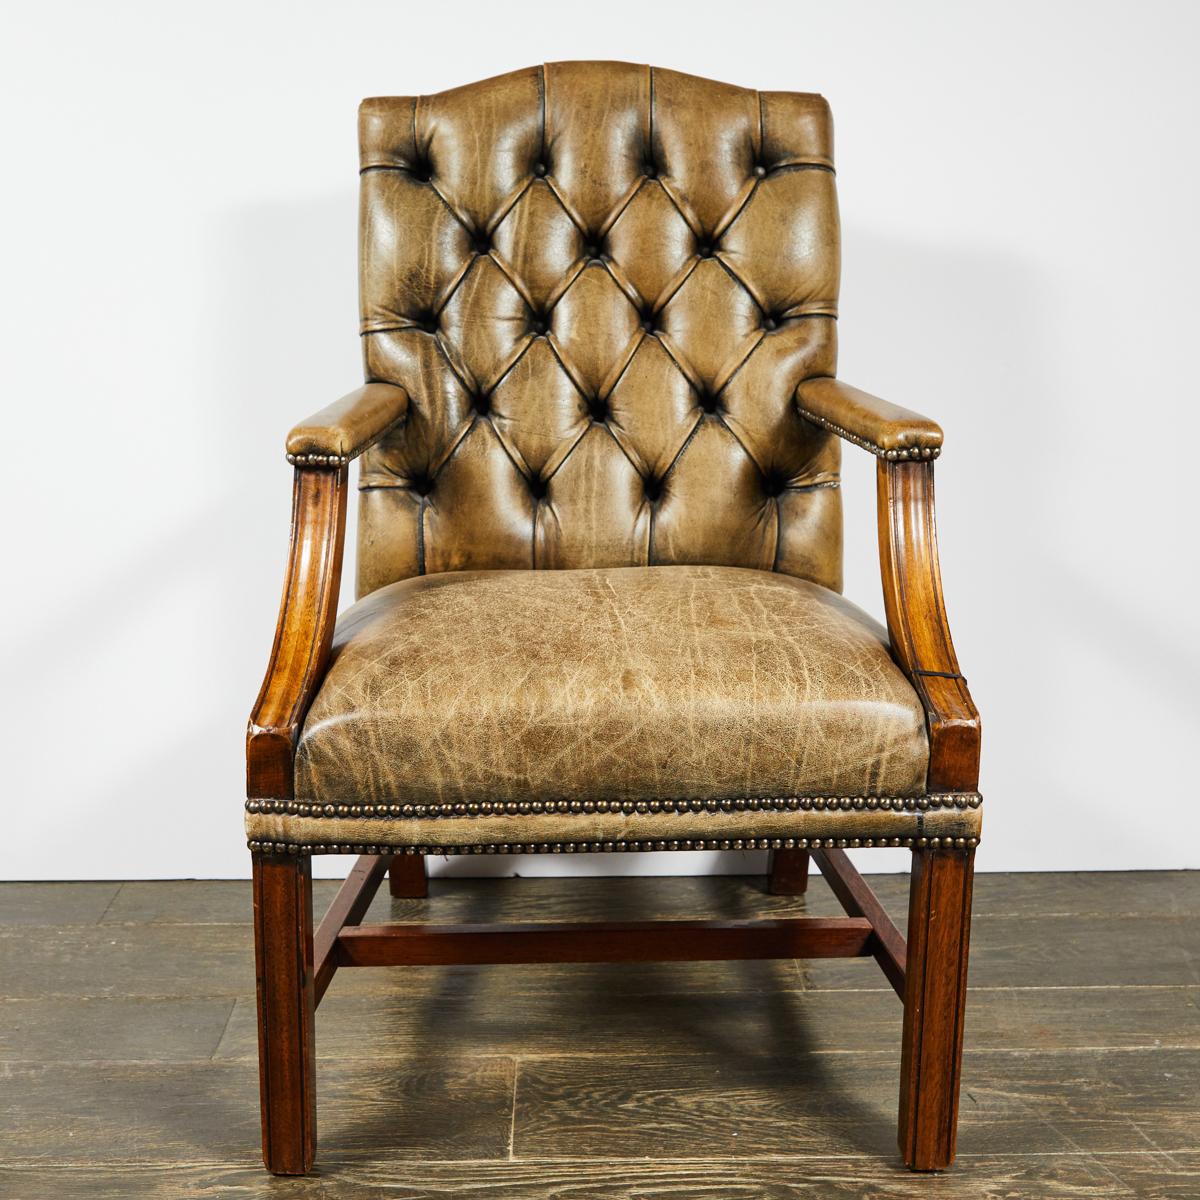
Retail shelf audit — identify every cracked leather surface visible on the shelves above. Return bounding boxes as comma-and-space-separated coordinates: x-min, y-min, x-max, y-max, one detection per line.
292, 565, 929, 809
354, 63, 843, 597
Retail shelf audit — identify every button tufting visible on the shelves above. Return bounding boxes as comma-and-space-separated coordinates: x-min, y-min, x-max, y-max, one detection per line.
356, 70, 843, 595
762, 468, 789, 498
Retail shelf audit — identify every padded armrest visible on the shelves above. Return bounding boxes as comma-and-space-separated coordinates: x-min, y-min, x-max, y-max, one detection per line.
796, 378, 943, 461
286, 383, 409, 466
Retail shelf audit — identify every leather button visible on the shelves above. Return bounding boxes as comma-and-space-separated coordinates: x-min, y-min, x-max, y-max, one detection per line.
762, 314, 779, 331
471, 229, 491, 255
528, 475, 548, 500
416, 311, 438, 334
643, 161, 659, 179
588, 394, 609, 422
583, 240, 605, 262
643, 474, 663, 502
695, 386, 721, 414
753, 163, 767, 178
529, 315, 549, 336
696, 239, 716, 259
408, 156, 433, 183
533, 161, 548, 177
408, 471, 434, 496
472, 389, 491, 416
762, 469, 788, 497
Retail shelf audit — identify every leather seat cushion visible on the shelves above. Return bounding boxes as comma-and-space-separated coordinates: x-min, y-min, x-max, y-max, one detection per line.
290, 565, 929, 816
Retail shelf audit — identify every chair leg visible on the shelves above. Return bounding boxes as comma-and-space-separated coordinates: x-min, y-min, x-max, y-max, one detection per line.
768, 848, 810, 894
389, 852, 428, 898
898, 846, 975, 1171
252, 853, 317, 1175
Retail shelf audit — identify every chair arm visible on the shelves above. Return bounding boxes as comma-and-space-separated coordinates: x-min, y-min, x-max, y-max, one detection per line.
247, 466, 349, 801
248, 382, 405, 792
796, 377, 943, 461
877, 459, 980, 792
285, 382, 409, 466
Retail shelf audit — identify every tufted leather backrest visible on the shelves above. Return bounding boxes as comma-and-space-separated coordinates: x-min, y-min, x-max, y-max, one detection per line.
356, 62, 842, 598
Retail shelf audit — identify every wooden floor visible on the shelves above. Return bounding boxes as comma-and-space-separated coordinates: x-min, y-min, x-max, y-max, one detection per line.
1, 870, 1197, 1198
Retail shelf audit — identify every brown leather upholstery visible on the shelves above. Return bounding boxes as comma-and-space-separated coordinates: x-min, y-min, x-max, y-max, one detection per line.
244, 64, 988, 856
298, 564, 926, 800
286, 383, 409, 466
796, 378, 942, 461
242, 566, 975, 851
354, 63, 842, 599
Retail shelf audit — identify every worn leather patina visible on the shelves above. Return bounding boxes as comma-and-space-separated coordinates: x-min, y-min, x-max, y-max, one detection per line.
286, 565, 929, 818
354, 63, 844, 597
286, 383, 409, 465
245, 64, 980, 852
796, 378, 943, 461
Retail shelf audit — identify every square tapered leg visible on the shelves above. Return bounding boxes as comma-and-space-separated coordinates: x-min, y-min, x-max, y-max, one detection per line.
899, 847, 975, 1170
768, 848, 811, 895
389, 853, 428, 898
252, 853, 316, 1175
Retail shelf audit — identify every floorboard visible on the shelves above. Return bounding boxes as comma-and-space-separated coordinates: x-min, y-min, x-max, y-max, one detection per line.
202, 983, 1200, 1062
1, 870, 1196, 1197
2, 1154, 1199, 1199
65, 869, 1200, 927
0, 880, 122, 926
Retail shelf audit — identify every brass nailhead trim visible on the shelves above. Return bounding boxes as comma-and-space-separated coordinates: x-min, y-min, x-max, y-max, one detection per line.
795, 407, 941, 462
248, 834, 981, 857
245, 793, 982, 819
287, 452, 351, 467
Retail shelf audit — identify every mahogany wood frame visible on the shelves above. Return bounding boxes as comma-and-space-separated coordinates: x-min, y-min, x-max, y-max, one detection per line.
247, 455, 980, 1176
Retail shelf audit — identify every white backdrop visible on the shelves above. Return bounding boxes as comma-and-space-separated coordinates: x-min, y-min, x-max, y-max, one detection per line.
2, 1, 1197, 880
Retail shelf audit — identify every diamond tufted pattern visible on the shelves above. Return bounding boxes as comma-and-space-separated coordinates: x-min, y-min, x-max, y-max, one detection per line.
355, 62, 843, 598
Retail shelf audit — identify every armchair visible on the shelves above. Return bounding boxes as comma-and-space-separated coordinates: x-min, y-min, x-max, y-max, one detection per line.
247, 63, 981, 1176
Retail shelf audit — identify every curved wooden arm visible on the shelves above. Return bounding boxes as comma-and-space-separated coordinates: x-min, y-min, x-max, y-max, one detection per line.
877, 460, 980, 791
247, 467, 349, 800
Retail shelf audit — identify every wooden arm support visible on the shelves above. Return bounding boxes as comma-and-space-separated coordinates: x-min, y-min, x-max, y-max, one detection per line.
247, 467, 349, 801
877, 459, 980, 791
796, 379, 979, 791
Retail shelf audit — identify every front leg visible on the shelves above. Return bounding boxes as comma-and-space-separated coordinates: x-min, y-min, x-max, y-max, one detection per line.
898, 846, 975, 1169
252, 853, 317, 1174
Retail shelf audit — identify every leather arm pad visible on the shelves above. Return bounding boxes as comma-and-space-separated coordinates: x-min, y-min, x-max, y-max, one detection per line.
796, 378, 943, 461
285, 383, 409, 466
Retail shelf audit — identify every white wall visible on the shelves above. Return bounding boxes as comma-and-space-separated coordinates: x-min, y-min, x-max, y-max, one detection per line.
2, 1, 1197, 880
